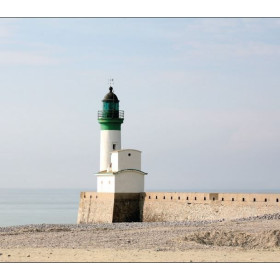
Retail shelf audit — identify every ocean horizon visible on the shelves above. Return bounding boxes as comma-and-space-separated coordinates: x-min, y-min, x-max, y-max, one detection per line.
0, 188, 85, 227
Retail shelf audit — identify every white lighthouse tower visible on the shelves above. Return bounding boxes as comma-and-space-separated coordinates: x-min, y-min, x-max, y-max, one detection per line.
96, 86, 147, 194
98, 86, 123, 172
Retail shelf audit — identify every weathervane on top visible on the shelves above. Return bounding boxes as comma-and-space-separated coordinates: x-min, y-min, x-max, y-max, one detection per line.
108, 78, 114, 88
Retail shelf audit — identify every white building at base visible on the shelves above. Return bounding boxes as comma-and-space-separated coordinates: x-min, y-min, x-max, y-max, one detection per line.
97, 149, 147, 193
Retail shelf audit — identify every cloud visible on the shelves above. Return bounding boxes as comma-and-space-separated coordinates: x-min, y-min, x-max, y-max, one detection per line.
0, 19, 20, 41
157, 19, 280, 60
0, 50, 59, 65
173, 40, 280, 60
0, 26, 12, 37
226, 111, 280, 151
138, 107, 280, 153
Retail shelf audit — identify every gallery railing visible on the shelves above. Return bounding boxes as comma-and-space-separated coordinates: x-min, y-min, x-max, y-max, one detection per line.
98, 110, 124, 119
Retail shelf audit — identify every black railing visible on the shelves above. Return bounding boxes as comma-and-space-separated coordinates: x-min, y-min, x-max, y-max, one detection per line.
98, 110, 124, 119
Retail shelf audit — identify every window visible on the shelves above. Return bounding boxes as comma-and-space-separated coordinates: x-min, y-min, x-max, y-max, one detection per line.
178, 197, 180, 200
156, 196, 158, 199
232, 198, 234, 201
90, 195, 92, 199
253, 198, 256, 202
171, 196, 173, 200
84, 195, 86, 198
113, 144, 116, 150
265, 198, 267, 202
242, 198, 245, 202
149, 196, 151, 199
96, 196, 98, 199
128, 153, 131, 156
213, 197, 215, 201
222, 198, 224, 201
204, 197, 206, 201
163, 196, 165, 199
277, 198, 279, 202
194, 197, 197, 200
186, 197, 189, 200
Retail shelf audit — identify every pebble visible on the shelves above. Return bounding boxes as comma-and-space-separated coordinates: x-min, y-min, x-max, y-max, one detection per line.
0, 213, 279, 234
0, 219, 225, 233
8, 213, 280, 230
232, 213, 280, 222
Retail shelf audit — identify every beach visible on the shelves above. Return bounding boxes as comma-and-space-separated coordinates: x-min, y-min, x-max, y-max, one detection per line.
1, 214, 280, 262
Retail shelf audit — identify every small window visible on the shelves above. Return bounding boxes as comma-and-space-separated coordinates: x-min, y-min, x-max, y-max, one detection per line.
113, 144, 116, 150
156, 196, 158, 199
84, 195, 86, 198
96, 196, 98, 199
163, 196, 165, 199
194, 197, 197, 200
265, 198, 267, 202
204, 197, 206, 201
213, 197, 215, 201
242, 198, 245, 202
253, 198, 256, 202
178, 197, 180, 200
186, 197, 189, 200
232, 198, 234, 201
90, 195, 92, 199
149, 196, 151, 199
128, 153, 131, 156
277, 198, 279, 202
222, 198, 224, 201
171, 196, 173, 200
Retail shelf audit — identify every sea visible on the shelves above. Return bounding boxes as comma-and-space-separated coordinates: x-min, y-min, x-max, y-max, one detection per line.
0, 188, 86, 227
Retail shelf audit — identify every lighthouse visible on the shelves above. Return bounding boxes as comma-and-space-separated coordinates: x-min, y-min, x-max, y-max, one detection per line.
96, 86, 147, 194
77, 85, 147, 223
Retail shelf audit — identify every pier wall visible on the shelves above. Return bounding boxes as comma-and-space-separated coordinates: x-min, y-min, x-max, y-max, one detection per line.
77, 192, 140, 224
77, 192, 280, 224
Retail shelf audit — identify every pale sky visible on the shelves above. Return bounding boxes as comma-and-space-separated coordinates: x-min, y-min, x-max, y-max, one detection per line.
1, 18, 280, 192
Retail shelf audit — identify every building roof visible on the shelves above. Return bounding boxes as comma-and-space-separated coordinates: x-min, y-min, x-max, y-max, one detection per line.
111, 149, 142, 154
102, 86, 119, 102
114, 169, 148, 175
95, 169, 148, 176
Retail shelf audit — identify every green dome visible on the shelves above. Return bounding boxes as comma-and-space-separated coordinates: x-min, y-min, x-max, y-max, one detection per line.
102, 86, 119, 102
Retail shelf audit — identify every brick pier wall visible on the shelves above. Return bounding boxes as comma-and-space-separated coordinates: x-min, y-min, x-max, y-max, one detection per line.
77, 191, 280, 224
141, 192, 280, 222
77, 192, 115, 223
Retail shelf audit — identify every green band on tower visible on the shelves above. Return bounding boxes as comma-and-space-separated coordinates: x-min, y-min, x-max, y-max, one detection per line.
98, 118, 124, 130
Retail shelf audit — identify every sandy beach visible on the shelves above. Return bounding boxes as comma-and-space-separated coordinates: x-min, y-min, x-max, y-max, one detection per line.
1, 215, 280, 262
1, 247, 280, 262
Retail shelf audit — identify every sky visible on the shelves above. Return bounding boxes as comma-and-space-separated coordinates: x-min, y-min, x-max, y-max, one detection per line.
0, 18, 280, 193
